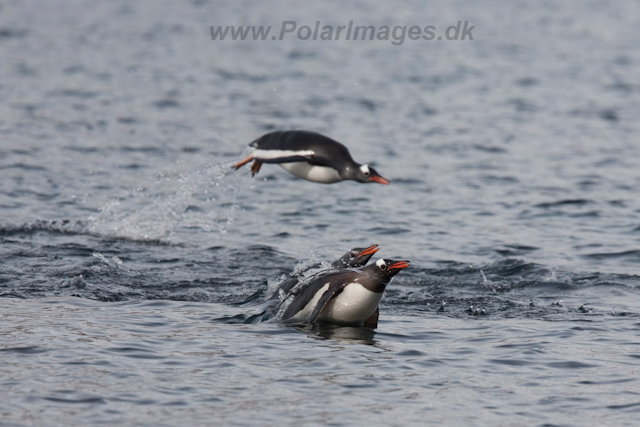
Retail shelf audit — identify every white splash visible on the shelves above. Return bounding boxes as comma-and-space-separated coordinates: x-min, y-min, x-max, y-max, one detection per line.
88, 159, 247, 242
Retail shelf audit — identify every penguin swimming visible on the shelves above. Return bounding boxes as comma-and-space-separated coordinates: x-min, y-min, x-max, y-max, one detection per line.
280, 258, 410, 327
233, 130, 390, 185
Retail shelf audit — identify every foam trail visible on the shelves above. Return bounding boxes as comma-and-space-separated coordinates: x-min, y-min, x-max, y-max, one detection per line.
87, 159, 247, 242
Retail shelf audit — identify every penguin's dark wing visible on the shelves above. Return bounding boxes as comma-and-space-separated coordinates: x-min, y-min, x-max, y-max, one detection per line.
304, 156, 338, 168
257, 154, 315, 164
280, 270, 348, 321
281, 278, 333, 321
252, 152, 315, 164
307, 281, 347, 324
259, 152, 337, 168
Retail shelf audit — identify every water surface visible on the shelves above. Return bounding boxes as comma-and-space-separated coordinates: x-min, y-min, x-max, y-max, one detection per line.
1, 0, 640, 425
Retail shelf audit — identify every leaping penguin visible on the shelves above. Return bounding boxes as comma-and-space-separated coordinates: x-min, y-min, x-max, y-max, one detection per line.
233, 130, 390, 185
280, 258, 410, 327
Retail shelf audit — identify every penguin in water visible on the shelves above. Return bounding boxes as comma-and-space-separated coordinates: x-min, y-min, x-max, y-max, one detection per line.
233, 130, 390, 185
280, 258, 410, 328
233, 244, 381, 325
273, 244, 380, 299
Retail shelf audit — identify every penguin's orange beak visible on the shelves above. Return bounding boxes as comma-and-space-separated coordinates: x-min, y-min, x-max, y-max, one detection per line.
389, 261, 410, 270
369, 175, 390, 185
358, 244, 380, 257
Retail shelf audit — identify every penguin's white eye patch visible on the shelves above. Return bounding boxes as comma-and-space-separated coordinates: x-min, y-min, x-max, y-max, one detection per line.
360, 165, 370, 176
376, 259, 386, 270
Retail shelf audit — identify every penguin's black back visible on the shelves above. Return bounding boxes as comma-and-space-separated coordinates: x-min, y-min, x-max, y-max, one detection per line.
251, 131, 355, 168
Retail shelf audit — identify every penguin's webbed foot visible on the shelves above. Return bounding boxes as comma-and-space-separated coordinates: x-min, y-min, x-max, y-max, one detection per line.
363, 308, 379, 329
250, 160, 263, 177
233, 155, 254, 170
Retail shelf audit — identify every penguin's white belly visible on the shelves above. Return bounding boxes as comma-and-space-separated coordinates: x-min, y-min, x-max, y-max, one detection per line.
319, 283, 383, 325
279, 162, 342, 184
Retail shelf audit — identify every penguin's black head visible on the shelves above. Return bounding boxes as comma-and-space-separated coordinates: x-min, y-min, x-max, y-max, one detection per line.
373, 258, 411, 278
346, 164, 390, 185
333, 244, 380, 268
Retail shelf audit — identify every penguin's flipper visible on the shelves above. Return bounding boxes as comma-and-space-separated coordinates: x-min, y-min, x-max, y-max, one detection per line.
256, 154, 314, 164
308, 283, 346, 324
363, 307, 379, 329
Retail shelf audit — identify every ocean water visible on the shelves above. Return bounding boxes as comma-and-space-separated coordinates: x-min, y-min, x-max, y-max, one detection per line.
1, 0, 640, 425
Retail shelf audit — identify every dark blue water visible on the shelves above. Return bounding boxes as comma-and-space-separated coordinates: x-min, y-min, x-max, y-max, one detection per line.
2, 0, 640, 425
